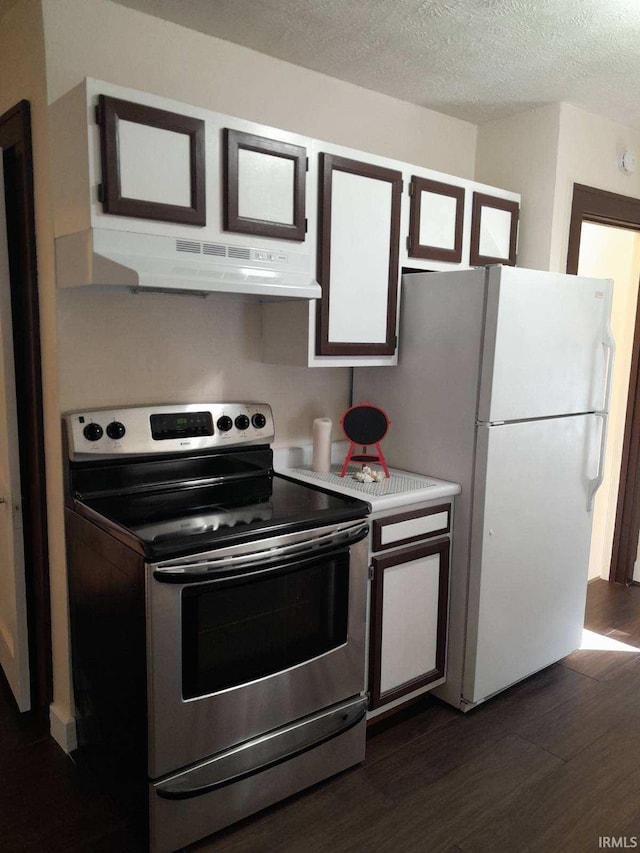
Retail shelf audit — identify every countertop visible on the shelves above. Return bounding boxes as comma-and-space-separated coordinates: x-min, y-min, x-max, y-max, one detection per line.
276, 462, 460, 513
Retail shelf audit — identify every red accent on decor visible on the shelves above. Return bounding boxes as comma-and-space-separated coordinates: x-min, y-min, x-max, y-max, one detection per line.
339, 402, 391, 478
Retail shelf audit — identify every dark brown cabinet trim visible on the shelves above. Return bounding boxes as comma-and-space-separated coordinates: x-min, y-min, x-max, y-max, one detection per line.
372, 503, 451, 552
97, 95, 206, 226
469, 192, 519, 266
316, 153, 402, 356
223, 129, 307, 241
0, 100, 51, 721
408, 177, 464, 263
369, 538, 449, 710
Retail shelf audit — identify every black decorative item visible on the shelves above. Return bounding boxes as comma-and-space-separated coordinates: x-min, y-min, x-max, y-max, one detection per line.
340, 402, 390, 478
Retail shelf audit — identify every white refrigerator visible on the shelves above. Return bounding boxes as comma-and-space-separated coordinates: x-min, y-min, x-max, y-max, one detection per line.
353, 265, 614, 710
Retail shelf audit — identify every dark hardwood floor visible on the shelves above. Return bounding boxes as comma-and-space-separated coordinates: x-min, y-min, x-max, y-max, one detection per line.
3, 579, 640, 852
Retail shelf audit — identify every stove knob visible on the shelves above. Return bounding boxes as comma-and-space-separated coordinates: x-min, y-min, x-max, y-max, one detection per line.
83, 422, 103, 442
106, 421, 126, 440
217, 415, 233, 432
251, 413, 267, 430
235, 414, 250, 431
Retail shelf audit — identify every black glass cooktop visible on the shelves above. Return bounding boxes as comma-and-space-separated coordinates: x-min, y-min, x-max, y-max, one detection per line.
78, 472, 370, 561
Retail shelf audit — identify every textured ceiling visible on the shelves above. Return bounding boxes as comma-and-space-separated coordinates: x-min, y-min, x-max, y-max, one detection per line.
68, 0, 640, 128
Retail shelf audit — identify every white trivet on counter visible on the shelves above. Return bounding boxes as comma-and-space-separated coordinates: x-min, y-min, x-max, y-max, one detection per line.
286, 464, 438, 497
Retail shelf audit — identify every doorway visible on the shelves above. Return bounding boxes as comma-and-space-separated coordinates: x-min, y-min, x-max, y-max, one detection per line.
578, 223, 640, 580
567, 183, 640, 586
0, 101, 51, 724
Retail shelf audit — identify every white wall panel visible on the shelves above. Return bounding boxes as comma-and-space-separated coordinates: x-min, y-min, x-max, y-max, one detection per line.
328, 171, 391, 344
237, 149, 295, 225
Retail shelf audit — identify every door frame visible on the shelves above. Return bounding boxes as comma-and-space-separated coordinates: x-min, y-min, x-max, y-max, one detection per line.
0, 100, 51, 718
566, 183, 640, 585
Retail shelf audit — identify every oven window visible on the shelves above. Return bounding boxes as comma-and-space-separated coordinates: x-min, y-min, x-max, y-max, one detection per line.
181, 551, 350, 698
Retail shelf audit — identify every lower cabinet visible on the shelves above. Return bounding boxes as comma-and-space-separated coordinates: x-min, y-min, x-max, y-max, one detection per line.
367, 502, 452, 716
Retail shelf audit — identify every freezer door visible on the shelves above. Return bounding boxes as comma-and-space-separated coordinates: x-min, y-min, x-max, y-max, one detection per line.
464, 415, 599, 705
478, 266, 613, 422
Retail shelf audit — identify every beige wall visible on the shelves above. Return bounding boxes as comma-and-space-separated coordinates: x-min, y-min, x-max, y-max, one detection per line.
56, 289, 347, 440
0, 0, 73, 737
36, 0, 481, 738
475, 103, 561, 271
550, 103, 640, 272
42, 0, 476, 176
578, 223, 640, 580
476, 101, 640, 275
0, 0, 43, 111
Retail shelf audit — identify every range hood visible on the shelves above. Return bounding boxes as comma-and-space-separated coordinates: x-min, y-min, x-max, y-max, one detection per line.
55, 229, 321, 299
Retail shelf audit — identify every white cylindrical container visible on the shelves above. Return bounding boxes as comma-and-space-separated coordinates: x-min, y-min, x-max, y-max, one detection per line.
312, 418, 332, 473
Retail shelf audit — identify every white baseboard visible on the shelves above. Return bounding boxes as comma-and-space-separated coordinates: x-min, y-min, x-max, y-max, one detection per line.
49, 702, 77, 753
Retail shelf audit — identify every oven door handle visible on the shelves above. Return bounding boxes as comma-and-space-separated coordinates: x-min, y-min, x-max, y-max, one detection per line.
152, 522, 369, 583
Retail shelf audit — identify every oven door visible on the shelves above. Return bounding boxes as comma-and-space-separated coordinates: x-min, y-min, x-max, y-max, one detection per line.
147, 519, 369, 778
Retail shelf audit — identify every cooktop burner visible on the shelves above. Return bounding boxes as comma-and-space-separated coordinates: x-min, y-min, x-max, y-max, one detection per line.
80, 474, 368, 559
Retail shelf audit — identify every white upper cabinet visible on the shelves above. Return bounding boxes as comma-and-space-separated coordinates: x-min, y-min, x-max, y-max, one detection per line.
402, 167, 520, 274
262, 144, 520, 368
49, 77, 520, 347
224, 129, 308, 242
50, 78, 319, 299
97, 94, 206, 226
469, 191, 519, 266
263, 139, 408, 368
407, 177, 465, 264
316, 153, 403, 358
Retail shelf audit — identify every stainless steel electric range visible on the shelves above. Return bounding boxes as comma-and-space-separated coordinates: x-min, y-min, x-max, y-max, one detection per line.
63, 403, 370, 853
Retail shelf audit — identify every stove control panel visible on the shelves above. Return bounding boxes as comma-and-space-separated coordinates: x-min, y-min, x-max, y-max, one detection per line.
64, 403, 275, 459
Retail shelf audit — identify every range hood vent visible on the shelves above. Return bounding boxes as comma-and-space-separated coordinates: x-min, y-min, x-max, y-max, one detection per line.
55, 229, 321, 300
228, 246, 251, 260
176, 239, 201, 254
202, 243, 226, 257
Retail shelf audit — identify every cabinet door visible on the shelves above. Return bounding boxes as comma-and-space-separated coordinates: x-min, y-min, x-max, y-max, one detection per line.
369, 539, 449, 710
97, 95, 206, 226
407, 176, 465, 263
224, 129, 307, 241
469, 192, 519, 266
316, 153, 402, 357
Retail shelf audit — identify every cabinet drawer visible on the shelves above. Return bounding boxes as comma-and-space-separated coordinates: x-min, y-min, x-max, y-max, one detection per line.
372, 504, 450, 552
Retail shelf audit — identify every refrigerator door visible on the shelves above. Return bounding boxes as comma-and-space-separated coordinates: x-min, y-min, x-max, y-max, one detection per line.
464, 414, 599, 706
478, 266, 613, 423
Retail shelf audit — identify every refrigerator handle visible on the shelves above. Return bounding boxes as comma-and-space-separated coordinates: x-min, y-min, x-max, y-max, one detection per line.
587, 412, 608, 512
588, 333, 614, 511
601, 325, 616, 414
